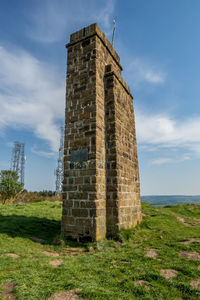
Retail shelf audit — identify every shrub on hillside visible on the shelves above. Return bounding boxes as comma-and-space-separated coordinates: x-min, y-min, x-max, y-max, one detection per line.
14, 190, 61, 204
37, 190, 56, 197
0, 170, 24, 204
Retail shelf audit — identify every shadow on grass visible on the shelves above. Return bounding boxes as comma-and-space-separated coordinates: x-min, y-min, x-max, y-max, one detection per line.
0, 214, 89, 248
0, 214, 61, 245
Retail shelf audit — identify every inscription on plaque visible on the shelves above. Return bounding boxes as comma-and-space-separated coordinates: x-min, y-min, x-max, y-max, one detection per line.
71, 150, 88, 162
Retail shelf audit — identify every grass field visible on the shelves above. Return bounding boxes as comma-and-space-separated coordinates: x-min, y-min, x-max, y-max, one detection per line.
0, 201, 199, 299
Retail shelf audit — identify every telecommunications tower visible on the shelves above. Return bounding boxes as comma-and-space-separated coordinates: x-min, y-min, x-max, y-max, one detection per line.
55, 126, 64, 194
11, 142, 25, 184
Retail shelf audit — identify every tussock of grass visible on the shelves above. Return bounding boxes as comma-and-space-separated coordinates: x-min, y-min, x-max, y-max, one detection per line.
0, 201, 199, 299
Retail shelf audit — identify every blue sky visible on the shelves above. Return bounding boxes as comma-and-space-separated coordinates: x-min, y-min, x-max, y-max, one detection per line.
0, 0, 199, 195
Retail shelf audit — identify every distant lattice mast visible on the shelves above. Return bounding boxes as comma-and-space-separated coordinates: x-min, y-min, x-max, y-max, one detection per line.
55, 127, 64, 194
20, 143, 25, 184
11, 142, 25, 184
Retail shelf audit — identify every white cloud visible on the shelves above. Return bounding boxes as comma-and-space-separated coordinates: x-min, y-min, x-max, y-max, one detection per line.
1, 43, 199, 161
126, 58, 166, 85
96, 0, 116, 36
31, 146, 56, 158
151, 157, 173, 165
151, 155, 191, 165
0, 0, 116, 152
0, 45, 65, 152
27, 0, 116, 43
135, 110, 200, 157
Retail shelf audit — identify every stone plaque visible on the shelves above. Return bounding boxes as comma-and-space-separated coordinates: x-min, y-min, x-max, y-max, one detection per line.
71, 150, 88, 162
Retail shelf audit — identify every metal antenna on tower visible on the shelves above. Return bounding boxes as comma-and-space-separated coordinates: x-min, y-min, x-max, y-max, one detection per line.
11, 142, 25, 184
55, 126, 64, 194
112, 19, 116, 47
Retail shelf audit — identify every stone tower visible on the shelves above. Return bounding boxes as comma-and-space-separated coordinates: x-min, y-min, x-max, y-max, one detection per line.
62, 23, 142, 241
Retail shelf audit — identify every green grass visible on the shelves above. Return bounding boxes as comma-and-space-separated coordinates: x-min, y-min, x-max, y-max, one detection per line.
0, 201, 199, 299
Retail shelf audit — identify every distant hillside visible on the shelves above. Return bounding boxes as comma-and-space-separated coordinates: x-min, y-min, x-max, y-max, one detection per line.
141, 195, 200, 206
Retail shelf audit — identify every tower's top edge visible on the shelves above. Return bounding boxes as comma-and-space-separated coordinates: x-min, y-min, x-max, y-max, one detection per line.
66, 23, 122, 70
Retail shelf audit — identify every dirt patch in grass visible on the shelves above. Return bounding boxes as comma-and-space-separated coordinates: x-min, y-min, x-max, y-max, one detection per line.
31, 237, 45, 244
115, 241, 122, 246
64, 248, 86, 257
49, 260, 63, 267
180, 238, 200, 245
142, 213, 147, 217
42, 251, 59, 257
198, 265, 200, 270
132, 243, 139, 247
5, 253, 19, 258
48, 288, 83, 300
190, 204, 200, 209
179, 251, 200, 261
194, 218, 200, 223
160, 269, 178, 279
67, 248, 85, 252
133, 280, 151, 290
169, 212, 193, 227
145, 249, 158, 259
0, 282, 16, 300
190, 278, 200, 289
176, 216, 192, 227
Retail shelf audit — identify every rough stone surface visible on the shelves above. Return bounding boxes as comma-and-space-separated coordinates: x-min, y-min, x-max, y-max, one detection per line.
62, 23, 142, 241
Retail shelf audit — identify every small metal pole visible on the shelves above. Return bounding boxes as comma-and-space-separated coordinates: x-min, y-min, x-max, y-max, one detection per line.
112, 19, 116, 47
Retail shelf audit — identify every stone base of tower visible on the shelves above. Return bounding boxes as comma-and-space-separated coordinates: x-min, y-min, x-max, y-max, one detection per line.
61, 23, 142, 242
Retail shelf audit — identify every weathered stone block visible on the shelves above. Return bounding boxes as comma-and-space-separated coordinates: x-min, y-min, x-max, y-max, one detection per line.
62, 23, 142, 241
